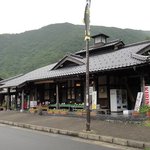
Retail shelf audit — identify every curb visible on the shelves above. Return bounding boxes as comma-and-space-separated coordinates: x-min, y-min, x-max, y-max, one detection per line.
0, 120, 149, 149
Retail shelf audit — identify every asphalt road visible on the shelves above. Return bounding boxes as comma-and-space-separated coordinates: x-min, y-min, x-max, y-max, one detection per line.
0, 124, 139, 150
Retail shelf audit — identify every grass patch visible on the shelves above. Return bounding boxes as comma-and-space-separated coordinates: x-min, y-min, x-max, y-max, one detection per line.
143, 119, 150, 127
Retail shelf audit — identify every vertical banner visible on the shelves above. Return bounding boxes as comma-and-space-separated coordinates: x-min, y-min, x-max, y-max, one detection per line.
134, 92, 143, 112
145, 86, 150, 105
92, 91, 97, 109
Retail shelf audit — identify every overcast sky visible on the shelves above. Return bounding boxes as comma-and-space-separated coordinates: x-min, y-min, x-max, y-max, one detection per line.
0, 0, 150, 34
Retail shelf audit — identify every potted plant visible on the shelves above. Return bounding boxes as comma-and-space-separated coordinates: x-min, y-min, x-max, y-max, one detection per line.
53, 109, 61, 115
75, 109, 83, 116
146, 106, 150, 117
60, 109, 69, 115
75, 109, 86, 116
47, 109, 54, 114
29, 107, 38, 113
147, 110, 150, 117
139, 105, 150, 117
132, 111, 140, 117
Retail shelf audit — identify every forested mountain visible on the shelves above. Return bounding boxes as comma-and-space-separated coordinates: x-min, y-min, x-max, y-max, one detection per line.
0, 23, 150, 78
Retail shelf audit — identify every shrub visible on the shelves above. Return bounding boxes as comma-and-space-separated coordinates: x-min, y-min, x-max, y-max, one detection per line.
139, 105, 150, 114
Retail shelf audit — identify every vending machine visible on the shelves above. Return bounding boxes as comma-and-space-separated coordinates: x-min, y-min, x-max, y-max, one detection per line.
110, 89, 128, 112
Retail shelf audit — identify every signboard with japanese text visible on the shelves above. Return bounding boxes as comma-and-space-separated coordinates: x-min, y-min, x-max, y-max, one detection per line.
30, 101, 37, 108
145, 86, 150, 106
89, 87, 93, 95
134, 92, 143, 112
92, 91, 97, 109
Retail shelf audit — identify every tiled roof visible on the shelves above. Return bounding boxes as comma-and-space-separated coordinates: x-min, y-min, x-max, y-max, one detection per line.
1, 41, 150, 88
0, 74, 23, 86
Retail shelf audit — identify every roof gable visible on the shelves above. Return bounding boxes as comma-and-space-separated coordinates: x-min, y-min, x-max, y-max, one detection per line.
130, 42, 150, 61
136, 44, 150, 56
51, 54, 84, 70
76, 40, 125, 55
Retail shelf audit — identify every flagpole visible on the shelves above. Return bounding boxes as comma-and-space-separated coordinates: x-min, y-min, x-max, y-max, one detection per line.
84, 0, 91, 131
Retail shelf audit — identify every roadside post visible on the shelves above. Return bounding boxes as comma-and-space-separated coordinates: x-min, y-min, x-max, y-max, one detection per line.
84, 0, 91, 131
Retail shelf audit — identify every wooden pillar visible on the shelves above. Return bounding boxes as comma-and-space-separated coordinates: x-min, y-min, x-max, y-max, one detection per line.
140, 75, 145, 104
15, 87, 18, 110
84, 81, 86, 109
34, 87, 37, 101
21, 89, 24, 112
56, 84, 59, 109
107, 75, 110, 109
7, 88, 10, 110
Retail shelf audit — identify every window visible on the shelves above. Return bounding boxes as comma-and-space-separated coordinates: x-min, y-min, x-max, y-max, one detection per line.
95, 37, 101, 44
67, 80, 83, 104
67, 80, 75, 101
44, 83, 56, 104
67, 88, 75, 100
75, 81, 82, 103
95, 37, 106, 44
60, 83, 67, 103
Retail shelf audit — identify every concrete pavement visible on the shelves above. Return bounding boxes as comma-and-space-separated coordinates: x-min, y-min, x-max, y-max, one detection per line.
0, 111, 149, 149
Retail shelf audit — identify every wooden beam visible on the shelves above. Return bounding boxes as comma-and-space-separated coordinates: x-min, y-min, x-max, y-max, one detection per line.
34, 80, 54, 84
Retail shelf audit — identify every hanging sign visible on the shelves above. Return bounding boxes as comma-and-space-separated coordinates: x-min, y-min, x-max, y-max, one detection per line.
145, 86, 150, 105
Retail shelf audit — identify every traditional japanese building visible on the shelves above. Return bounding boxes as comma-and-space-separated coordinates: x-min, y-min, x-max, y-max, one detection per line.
0, 33, 150, 113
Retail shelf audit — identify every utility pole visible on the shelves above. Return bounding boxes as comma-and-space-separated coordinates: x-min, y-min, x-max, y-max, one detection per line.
84, 0, 91, 131
85, 37, 90, 131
